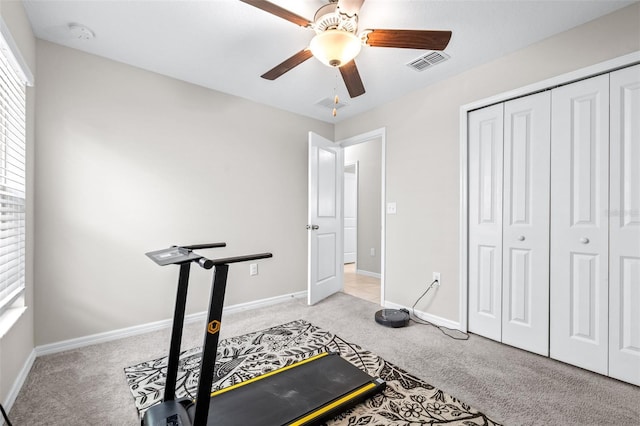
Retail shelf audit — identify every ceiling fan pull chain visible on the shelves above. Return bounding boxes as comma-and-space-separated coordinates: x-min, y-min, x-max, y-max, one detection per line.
333, 69, 339, 117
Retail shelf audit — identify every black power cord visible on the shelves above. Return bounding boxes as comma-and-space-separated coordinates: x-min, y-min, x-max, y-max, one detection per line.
0, 403, 12, 426
410, 279, 469, 341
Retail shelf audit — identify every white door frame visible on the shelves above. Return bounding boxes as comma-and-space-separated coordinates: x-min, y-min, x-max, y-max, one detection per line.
459, 51, 640, 333
338, 127, 386, 305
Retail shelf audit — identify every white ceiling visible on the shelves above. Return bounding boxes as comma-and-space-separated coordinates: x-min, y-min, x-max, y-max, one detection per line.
22, 0, 636, 123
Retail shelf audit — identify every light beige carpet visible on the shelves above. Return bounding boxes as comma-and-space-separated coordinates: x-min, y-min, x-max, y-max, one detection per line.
8, 292, 640, 425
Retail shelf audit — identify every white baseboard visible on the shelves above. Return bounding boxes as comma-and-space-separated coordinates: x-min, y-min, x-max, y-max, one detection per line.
35, 291, 307, 357
356, 269, 381, 279
2, 348, 35, 416
383, 300, 461, 330
35, 313, 202, 357
224, 291, 306, 315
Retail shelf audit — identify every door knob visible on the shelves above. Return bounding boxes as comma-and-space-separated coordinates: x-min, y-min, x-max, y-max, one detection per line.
580, 237, 590, 244
517, 235, 525, 241
306, 224, 319, 230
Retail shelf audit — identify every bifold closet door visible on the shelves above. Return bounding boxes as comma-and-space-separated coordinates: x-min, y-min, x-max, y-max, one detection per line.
550, 74, 610, 375
609, 64, 640, 386
468, 104, 503, 341
501, 92, 551, 356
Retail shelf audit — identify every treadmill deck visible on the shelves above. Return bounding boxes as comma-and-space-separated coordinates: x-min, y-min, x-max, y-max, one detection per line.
185, 352, 385, 426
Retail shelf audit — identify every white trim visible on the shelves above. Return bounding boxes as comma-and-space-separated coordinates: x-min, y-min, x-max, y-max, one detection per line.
35, 291, 307, 356
0, 16, 34, 86
338, 127, 386, 307
339, 127, 386, 148
356, 269, 381, 279
0, 306, 26, 340
384, 300, 461, 331
459, 105, 469, 333
458, 51, 640, 334
380, 130, 386, 308
35, 312, 203, 356
223, 290, 306, 314
2, 348, 35, 414
462, 51, 640, 112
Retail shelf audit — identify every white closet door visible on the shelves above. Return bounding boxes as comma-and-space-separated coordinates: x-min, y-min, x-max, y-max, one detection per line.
550, 74, 610, 374
501, 92, 551, 356
609, 64, 640, 386
468, 104, 504, 341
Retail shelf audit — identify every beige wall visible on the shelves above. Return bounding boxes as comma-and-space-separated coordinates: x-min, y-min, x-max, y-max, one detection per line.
335, 4, 640, 323
344, 138, 382, 274
34, 40, 332, 345
0, 0, 36, 406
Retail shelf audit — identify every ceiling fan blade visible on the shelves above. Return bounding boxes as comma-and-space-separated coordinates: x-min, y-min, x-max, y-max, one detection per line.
239, 0, 312, 27
337, 0, 365, 17
363, 29, 452, 50
339, 60, 365, 98
261, 49, 314, 80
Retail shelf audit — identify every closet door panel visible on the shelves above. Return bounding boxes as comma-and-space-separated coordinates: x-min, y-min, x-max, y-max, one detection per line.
609, 64, 640, 386
468, 104, 504, 341
550, 74, 609, 375
502, 92, 551, 356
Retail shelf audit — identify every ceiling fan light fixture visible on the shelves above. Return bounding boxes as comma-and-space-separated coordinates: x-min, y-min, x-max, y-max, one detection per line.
310, 29, 362, 67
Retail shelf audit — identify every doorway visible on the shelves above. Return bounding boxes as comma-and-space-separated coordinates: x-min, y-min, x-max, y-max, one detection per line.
341, 135, 383, 305
307, 128, 385, 306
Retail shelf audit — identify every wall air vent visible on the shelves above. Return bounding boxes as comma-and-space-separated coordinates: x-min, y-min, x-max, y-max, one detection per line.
406, 51, 450, 71
315, 97, 348, 110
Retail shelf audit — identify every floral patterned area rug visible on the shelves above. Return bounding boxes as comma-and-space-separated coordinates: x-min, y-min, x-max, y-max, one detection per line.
125, 319, 501, 425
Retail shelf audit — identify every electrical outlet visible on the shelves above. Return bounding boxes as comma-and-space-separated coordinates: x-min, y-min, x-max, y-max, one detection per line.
249, 263, 258, 276
433, 272, 441, 286
386, 202, 397, 214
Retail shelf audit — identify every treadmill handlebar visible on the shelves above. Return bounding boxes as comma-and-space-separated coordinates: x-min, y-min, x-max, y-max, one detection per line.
179, 242, 226, 250
147, 244, 272, 269
206, 252, 273, 266
198, 257, 214, 270
197, 252, 273, 270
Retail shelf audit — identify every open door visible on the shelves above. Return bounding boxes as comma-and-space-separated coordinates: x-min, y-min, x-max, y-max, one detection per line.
308, 132, 343, 305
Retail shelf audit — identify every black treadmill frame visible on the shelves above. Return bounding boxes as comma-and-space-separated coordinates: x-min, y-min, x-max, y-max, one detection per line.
145, 243, 272, 424
142, 243, 385, 426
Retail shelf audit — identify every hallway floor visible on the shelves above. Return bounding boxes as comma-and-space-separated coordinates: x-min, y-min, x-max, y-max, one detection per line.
343, 263, 380, 304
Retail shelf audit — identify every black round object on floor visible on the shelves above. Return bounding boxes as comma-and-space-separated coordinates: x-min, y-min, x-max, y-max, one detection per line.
375, 309, 410, 328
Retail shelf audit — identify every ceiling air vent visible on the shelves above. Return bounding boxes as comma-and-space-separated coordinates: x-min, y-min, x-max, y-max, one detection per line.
315, 97, 348, 110
406, 51, 450, 72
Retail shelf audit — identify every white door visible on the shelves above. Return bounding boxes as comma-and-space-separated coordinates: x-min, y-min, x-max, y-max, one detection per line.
501, 92, 551, 356
609, 64, 640, 386
344, 164, 357, 264
308, 132, 344, 305
468, 104, 504, 341
550, 74, 610, 375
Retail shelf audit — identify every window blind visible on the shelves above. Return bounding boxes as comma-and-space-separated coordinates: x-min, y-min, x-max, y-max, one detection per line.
0, 35, 26, 317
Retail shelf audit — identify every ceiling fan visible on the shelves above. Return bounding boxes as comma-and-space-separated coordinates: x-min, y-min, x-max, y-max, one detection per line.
239, 0, 452, 98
